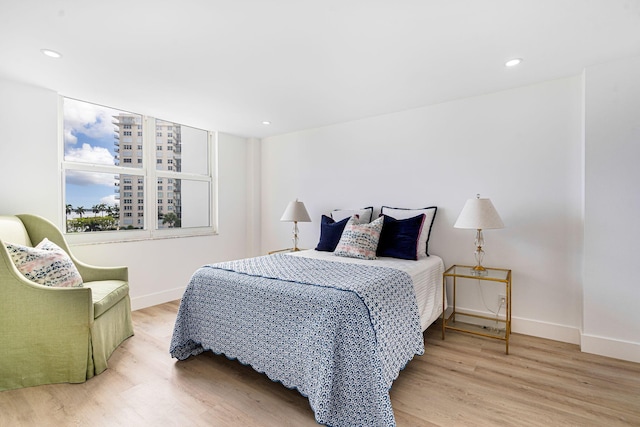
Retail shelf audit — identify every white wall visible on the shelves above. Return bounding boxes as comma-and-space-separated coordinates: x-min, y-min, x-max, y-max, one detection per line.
583, 56, 640, 362
262, 76, 585, 345
0, 77, 252, 310
0, 79, 60, 221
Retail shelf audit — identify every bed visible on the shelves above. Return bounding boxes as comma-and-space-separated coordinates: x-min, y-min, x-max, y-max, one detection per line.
170, 249, 444, 426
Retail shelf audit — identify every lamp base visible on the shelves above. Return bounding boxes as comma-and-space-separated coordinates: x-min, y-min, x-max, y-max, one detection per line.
470, 265, 488, 276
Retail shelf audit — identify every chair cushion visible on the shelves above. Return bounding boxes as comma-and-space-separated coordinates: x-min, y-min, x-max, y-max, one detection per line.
84, 280, 129, 318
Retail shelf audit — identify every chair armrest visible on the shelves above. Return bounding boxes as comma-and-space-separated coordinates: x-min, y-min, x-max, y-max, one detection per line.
0, 244, 95, 389
0, 244, 93, 322
75, 260, 128, 283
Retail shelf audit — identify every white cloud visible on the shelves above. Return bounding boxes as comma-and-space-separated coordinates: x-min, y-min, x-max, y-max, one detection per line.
65, 145, 116, 187
66, 169, 116, 187
65, 143, 115, 165
100, 194, 118, 206
63, 98, 129, 146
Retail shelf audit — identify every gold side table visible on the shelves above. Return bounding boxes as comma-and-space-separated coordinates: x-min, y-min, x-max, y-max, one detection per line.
268, 248, 304, 255
442, 265, 512, 354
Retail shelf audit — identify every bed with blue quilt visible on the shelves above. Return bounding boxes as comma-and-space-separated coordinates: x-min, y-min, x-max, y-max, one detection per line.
170, 249, 444, 426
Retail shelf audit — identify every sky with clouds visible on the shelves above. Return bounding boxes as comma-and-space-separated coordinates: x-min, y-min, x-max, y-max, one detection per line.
63, 98, 131, 210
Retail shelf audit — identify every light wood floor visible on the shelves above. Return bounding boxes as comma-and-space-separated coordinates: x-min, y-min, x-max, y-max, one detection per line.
1, 300, 639, 427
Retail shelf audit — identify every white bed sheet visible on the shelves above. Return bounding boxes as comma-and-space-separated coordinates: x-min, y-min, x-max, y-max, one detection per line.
288, 250, 446, 331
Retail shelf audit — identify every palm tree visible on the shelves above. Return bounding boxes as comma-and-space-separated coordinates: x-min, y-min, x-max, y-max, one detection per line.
75, 206, 85, 218
93, 203, 108, 217
65, 204, 73, 220
162, 212, 178, 228
92, 204, 101, 217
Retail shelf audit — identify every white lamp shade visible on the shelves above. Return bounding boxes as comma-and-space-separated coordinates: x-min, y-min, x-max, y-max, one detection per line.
280, 200, 311, 222
454, 197, 504, 230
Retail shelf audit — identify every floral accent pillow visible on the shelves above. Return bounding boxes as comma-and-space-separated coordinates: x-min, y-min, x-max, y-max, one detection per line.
5, 238, 83, 287
334, 215, 384, 260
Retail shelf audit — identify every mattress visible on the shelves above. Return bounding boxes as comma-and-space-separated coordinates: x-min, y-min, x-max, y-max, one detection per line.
288, 249, 446, 331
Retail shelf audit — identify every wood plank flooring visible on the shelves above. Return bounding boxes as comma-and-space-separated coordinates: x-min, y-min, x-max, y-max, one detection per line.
1, 300, 639, 426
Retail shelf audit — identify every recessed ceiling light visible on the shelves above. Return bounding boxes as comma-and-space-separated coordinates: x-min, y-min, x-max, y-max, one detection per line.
505, 58, 523, 67
41, 49, 63, 59
262, 121, 271, 125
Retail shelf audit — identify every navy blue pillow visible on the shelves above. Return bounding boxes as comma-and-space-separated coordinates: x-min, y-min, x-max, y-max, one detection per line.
376, 214, 426, 260
315, 215, 350, 252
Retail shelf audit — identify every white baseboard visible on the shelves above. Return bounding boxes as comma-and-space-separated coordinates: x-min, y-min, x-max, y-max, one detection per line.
581, 333, 640, 364
454, 307, 640, 363
511, 316, 581, 345
130, 286, 186, 311
444, 306, 581, 345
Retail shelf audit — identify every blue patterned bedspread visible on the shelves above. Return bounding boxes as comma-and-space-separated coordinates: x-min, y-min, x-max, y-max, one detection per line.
170, 254, 424, 426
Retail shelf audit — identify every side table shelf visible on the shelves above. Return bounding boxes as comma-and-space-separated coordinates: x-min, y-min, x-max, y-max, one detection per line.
441, 265, 512, 354
268, 248, 305, 255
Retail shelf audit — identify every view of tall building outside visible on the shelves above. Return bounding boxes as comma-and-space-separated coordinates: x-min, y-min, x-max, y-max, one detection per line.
63, 98, 211, 233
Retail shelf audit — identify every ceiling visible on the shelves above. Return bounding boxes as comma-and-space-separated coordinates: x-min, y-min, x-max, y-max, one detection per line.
1, 0, 639, 139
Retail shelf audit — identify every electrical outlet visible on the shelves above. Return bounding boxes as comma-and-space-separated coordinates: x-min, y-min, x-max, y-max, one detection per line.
498, 294, 506, 306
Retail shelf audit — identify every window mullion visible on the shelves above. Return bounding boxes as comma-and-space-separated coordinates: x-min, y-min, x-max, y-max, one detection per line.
145, 116, 157, 235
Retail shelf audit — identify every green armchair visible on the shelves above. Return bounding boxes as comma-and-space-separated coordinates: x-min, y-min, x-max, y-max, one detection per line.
0, 214, 134, 391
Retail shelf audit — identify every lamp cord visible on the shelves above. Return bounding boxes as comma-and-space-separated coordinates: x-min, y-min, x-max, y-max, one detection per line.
476, 280, 498, 315
476, 281, 505, 332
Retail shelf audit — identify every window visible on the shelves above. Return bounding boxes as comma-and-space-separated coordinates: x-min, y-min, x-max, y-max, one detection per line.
62, 97, 216, 239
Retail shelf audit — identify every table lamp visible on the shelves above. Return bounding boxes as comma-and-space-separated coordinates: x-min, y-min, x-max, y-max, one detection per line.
454, 194, 504, 275
280, 199, 311, 251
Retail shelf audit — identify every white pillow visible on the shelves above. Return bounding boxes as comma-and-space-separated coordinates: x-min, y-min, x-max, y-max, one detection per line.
331, 207, 373, 223
380, 206, 437, 257
5, 238, 84, 287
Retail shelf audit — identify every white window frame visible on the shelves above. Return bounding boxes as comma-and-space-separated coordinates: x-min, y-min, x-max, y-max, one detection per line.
59, 97, 218, 244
